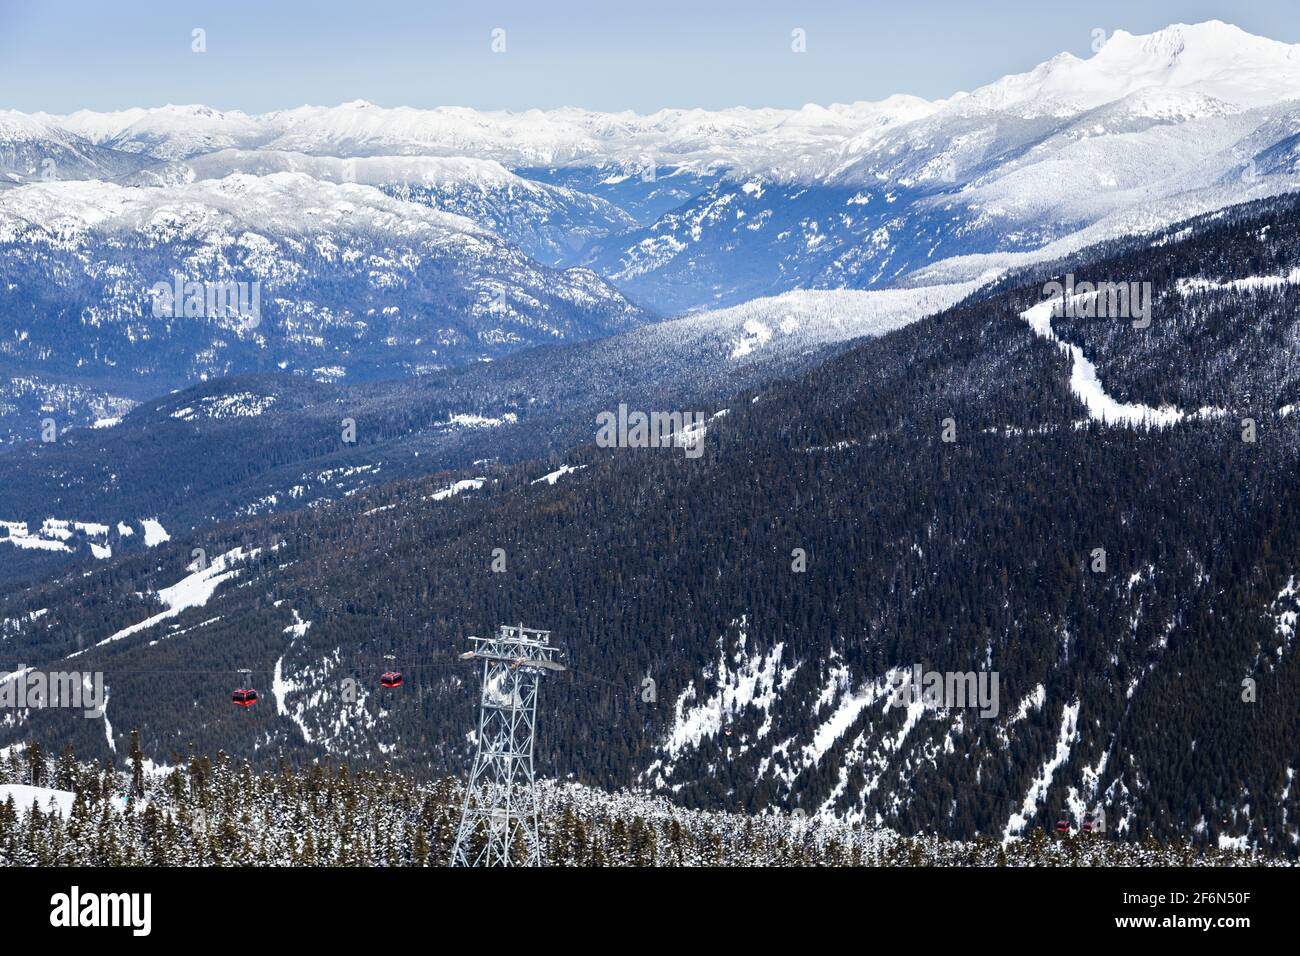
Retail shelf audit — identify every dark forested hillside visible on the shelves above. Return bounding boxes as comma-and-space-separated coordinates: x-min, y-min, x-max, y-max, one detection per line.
0, 285, 963, 583
5, 192, 1300, 853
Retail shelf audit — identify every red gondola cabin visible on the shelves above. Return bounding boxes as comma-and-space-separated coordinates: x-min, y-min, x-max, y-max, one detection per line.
232, 688, 258, 707
380, 671, 403, 688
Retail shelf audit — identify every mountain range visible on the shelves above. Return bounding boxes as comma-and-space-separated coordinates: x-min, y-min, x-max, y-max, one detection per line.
2, 22, 1298, 433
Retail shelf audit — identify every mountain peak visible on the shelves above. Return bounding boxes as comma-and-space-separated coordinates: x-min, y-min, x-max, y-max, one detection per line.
966, 20, 1300, 114
1101, 20, 1292, 65
1109, 19, 1248, 52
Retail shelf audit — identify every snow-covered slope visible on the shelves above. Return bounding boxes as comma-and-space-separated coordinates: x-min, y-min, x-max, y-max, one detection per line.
0, 280, 978, 569
0, 170, 487, 243
0, 784, 75, 817
653, 283, 984, 363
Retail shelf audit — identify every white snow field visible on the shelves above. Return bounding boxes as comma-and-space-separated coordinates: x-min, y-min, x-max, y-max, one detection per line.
0, 784, 75, 817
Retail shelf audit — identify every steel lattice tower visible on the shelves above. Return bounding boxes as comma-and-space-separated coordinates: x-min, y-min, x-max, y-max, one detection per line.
451, 624, 565, 867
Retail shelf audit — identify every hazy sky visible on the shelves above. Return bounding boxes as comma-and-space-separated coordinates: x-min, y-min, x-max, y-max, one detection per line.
3, 0, 1297, 114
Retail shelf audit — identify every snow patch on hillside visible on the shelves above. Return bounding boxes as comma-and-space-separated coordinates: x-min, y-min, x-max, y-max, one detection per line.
0, 520, 71, 553
170, 392, 277, 421
804, 667, 902, 767
1177, 267, 1300, 296
274, 609, 315, 743
446, 412, 518, 428
140, 518, 170, 546
95, 546, 259, 646
1005, 700, 1081, 839
684, 284, 982, 364
646, 626, 794, 786
532, 464, 586, 485
1270, 576, 1300, 656
1, 608, 48, 637
428, 478, 486, 501
0, 517, 113, 556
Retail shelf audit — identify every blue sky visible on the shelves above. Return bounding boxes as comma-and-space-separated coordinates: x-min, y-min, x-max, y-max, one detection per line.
2, 0, 1297, 114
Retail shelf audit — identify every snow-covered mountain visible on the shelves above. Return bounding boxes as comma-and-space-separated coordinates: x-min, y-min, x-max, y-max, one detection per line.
8, 7, 1300, 847
0, 171, 649, 440
43, 23, 1297, 176
0, 169, 488, 242
0, 111, 159, 185
961, 21, 1300, 114
7, 191, 1300, 852
48, 104, 269, 161
582, 22, 1300, 309
181, 151, 637, 265
5, 21, 1300, 445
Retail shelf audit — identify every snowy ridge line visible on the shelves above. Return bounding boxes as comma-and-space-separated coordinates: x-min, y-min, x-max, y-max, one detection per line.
0, 173, 488, 244
43, 97, 943, 179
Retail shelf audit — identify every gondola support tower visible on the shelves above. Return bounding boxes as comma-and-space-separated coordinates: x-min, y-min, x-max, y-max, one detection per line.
450, 624, 565, 866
